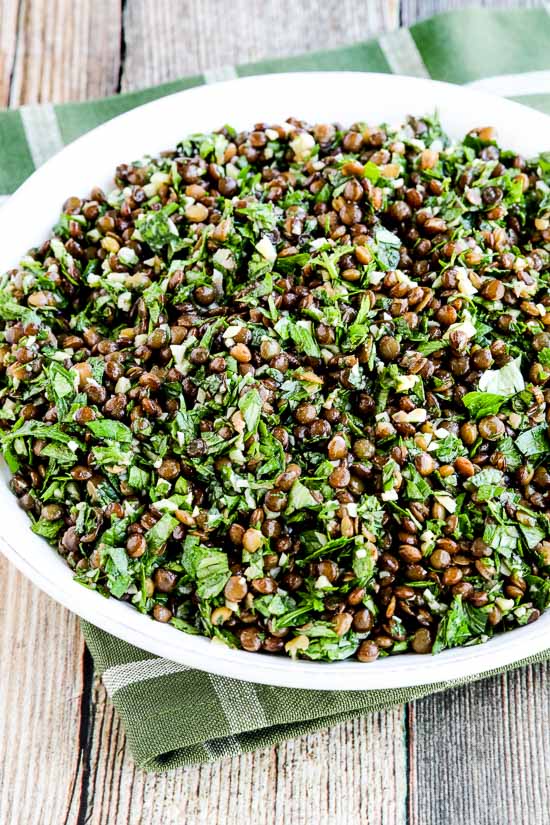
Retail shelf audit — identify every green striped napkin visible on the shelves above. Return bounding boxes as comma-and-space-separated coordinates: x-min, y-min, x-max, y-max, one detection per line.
3, 8, 550, 771
83, 623, 550, 771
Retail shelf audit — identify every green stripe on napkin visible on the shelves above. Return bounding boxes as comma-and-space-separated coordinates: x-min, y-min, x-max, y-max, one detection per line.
2, 8, 550, 771
411, 8, 550, 83
83, 622, 550, 772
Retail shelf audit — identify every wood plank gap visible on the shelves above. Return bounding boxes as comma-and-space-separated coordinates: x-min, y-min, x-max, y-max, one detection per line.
404, 702, 411, 825
116, 0, 128, 93
75, 646, 95, 825
7, 0, 24, 108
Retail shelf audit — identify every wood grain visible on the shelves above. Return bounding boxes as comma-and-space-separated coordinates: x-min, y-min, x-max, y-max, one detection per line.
8, 0, 122, 106
400, 0, 544, 25
82, 678, 407, 825
408, 664, 550, 825
0, 0, 20, 106
120, 0, 400, 90
0, 561, 88, 825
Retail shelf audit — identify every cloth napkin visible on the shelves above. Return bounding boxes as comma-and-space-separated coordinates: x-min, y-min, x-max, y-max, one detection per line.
2, 8, 550, 771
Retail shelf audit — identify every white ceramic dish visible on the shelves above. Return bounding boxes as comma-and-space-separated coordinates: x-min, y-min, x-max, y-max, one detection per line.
1, 72, 549, 689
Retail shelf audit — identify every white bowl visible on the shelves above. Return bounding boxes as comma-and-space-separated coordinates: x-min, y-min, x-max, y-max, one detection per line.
1, 72, 549, 690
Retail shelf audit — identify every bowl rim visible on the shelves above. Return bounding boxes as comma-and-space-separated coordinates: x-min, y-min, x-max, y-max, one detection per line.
1, 70, 549, 690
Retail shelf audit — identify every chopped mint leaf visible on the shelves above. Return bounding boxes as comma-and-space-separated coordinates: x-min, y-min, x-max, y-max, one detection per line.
432, 596, 475, 653
135, 209, 180, 252
239, 388, 262, 434
86, 419, 133, 442
374, 228, 401, 271
285, 480, 319, 515
146, 513, 179, 552
462, 392, 507, 419
515, 424, 550, 457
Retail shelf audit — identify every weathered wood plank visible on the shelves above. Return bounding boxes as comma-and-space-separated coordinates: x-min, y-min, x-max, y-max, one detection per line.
0, 560, 88, 825
7, 0, 122, 106
408, 663, 550, 825
400, 0, 543, 26
273, 712, 407, 825
0, 0, 20, 106
0, 0, 116, 821
120, 0, 400, 90
82, 677, 407, 825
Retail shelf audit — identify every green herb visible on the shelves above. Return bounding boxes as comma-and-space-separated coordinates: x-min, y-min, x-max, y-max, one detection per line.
182, 535, 230, 599
352, 542, 375, 584
404, 465, 432, 501
374, 228, 401, 271
432, 433, 467, 463
239, 388, 262, 434
516, 424, 550, 457
87, 419, 133, 442
363, 161, 381, 184
31, 518, 64, 539
135, 209, 180, 252
432, 596, 479, 653
285, 480, 319, 515
462, 392, 507, 418
146, 513, 179, 552
496, 437, 523, 471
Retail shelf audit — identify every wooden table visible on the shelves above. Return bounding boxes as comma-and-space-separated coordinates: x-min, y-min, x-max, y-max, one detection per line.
0, 1, 548, 823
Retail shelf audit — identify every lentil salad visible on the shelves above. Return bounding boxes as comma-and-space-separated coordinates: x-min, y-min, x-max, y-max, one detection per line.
1, 114, 550, 663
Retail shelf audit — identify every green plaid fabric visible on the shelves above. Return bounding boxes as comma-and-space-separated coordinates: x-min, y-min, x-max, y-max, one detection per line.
3, 8, 550, 771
